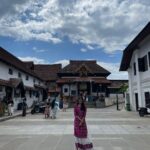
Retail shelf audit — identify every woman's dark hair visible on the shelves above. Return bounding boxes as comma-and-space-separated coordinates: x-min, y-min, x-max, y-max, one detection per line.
80, 101, 86, 112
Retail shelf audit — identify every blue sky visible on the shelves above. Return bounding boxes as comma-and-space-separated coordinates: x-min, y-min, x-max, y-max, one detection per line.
0, 0, 150, 79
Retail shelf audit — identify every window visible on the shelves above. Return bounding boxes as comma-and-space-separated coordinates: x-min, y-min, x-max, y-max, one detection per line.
18, 72, 21, 78
138, 55, 148, 72
26, 75, 29, 80
64, 88, 68, 93
133, 62, 136, 75
148, 52, 150, 67
0, 86, 3, 92
71, 90, 76, 96
145, 92, 150, 107
8, 68, 13, 75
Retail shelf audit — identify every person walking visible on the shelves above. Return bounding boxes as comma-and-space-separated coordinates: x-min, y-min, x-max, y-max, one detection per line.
8, 98, 14, 116
44, 102, 50, 118
22, 98, 27, 117
74, 99, 94, 150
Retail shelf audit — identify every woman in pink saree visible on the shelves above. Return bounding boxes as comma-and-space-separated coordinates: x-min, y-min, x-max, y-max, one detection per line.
74, 99, 94, 150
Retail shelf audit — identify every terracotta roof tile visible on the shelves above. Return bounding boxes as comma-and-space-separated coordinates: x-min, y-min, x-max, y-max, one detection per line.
60, 60, 110, 75
108, 80, 128, 88
34, 64, 62, 81
0, 79, 10, 86
0, 47, 42, 80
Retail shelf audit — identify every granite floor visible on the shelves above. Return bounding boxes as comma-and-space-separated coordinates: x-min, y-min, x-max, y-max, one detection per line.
0, 105, 150, 150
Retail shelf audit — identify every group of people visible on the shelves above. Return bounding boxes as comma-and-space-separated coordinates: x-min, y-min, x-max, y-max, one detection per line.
44, 96, 69, 119
44, 95, 94, 149
0, 96, 27, 117
44, 98, 58, 119
2, 94, 94, 150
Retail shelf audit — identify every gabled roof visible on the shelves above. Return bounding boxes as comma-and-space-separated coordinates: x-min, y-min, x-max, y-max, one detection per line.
34, 64, 62, 81
9, 78, 23, 88
60, 60, 110, 75
120, 22, 150, 71
24, 61, 34, 70
0, 47, 42, 80
108, 80, 128, 88
0, 79, 10, 86
0, 78, 23, 88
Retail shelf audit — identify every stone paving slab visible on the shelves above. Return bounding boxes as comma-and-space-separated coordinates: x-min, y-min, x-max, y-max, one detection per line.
0, 109, 31, 122
0, 107, 150, 150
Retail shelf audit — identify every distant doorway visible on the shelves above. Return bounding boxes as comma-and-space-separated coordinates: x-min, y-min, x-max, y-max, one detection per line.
145, 92, 150, 107
135, 93, 139, 111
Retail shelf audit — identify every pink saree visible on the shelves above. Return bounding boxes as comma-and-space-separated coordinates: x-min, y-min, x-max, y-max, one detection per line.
74, 105, 94, 150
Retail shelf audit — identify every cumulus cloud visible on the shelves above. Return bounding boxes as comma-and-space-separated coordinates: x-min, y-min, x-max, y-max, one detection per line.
80, 48, 87, 52
0, 0, 31, 17
0, 0, 149, 52
18, 56, 49, 64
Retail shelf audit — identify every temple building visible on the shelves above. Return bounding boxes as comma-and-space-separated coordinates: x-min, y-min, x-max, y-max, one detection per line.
57, 60, 111, 102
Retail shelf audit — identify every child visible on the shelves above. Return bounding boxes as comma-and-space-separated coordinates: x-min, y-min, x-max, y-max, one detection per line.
44, 102, 50, 118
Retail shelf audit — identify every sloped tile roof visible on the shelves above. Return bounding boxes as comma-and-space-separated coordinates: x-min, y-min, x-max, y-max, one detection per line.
108, 80, 128, 88
120, 22, 150, 71
60, 60, 110, 75
34, 64, 62, 81
0, 78, 23, 88
0, 79, 10, 86
0, 47, 42, 80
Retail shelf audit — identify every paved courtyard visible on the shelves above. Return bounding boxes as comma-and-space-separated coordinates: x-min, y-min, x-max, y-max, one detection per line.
0, 105, 150, 150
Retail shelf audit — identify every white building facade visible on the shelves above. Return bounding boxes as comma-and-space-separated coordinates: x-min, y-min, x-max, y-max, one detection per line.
120, 22, 150, 111
0, 47, 46, 110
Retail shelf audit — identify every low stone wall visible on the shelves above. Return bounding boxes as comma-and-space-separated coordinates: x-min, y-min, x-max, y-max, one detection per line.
105, 95, 125, 107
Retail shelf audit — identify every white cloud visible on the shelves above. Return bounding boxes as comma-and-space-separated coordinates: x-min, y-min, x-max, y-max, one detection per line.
80, 48, 87, 52
97, 61, 128, 80
87, 45, 94, 50
53, 59, 69, 67
18, 56, 49, 64
32, 46, 47, 53
0, 0, 149, 52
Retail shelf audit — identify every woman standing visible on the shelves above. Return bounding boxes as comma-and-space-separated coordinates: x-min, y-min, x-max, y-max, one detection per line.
50, 98, 57, 119
74, 99, 94, 150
